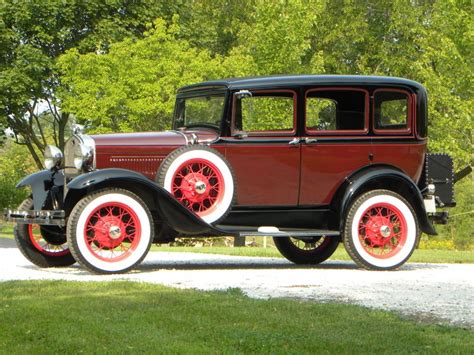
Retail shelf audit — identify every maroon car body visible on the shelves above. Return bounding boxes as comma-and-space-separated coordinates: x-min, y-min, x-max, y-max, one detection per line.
6, 75, 458, 274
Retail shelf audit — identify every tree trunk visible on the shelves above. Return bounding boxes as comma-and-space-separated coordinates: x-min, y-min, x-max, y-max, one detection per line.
24, 140, 44, 170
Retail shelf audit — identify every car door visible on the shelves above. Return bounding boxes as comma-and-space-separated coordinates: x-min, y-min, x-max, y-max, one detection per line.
299, 87, 372, 205
224, 89, 301, 206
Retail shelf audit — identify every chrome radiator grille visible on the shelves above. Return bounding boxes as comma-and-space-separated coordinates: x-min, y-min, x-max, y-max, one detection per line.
64, 135, 80, 176
63, 134, 96, 176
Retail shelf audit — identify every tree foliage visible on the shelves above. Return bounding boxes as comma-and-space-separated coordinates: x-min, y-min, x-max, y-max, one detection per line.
0, 0, 174, 167
58, 18, 254, 133
53, 0, 472, 167
0, 0, 472, 245
0, 141, 33, 209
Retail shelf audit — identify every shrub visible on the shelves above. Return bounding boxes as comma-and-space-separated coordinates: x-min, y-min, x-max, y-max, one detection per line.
0, 142, 34, 211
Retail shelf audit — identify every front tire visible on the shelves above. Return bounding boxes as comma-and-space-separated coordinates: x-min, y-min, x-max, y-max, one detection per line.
67, 188, 153, 274
343, 189, 419, 270
274, 236, 340, 264
14, 198, 75, 267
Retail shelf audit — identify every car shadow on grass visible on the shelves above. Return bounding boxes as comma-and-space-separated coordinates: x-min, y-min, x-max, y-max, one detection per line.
133, 258, 448, 273
136, 260, 359, 272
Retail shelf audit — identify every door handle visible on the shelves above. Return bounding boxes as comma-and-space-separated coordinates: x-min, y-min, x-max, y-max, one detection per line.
288, 138, 302, 145
304, 138, 318, 144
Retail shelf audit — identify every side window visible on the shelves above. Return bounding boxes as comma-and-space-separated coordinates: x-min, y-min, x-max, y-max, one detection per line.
374, 91, 410, 131
306, 89, 367, 133
306, 98, 337, 130
236, 92, 295, 134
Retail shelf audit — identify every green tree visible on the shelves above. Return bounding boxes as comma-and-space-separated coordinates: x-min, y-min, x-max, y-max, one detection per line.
58, 18, 255, 133
0, 141, 34, 210
306, 0, 472, 168
0, 0, 172, 168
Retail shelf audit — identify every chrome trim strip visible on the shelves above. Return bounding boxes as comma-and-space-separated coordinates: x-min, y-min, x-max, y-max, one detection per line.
168, 130, 189, 145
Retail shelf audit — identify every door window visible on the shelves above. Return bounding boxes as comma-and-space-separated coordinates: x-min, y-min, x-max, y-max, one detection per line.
305, 89, 368, 134
234, 91, 296, 135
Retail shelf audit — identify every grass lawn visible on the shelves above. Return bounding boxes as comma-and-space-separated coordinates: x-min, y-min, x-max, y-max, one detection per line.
0, 281, 472, 354
0, 224, 13, 239
154, 245, 474, 264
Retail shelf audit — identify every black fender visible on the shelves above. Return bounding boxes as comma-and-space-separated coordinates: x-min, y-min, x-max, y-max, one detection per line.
337, 166, 437, 235
66, 168, 230, 236
17, 170, 64, 210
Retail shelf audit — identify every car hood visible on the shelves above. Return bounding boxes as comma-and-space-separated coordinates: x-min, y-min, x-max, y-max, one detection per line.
90, 129, 219, 146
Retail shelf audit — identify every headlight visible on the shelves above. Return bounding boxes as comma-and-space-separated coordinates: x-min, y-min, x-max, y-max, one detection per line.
44, 145, 63, 170
73, 143, 94, 170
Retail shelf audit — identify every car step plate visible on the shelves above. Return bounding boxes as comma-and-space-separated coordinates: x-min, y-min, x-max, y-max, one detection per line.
217, 225, 340, 238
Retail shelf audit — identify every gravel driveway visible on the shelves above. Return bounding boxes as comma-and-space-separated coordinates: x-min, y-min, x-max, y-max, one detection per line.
1, 239, 472, 328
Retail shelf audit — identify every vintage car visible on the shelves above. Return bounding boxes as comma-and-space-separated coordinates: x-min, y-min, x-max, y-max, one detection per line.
5, 75, 467, 274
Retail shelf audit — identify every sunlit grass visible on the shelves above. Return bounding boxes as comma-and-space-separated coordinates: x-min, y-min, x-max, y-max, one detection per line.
0, 281, 472, 354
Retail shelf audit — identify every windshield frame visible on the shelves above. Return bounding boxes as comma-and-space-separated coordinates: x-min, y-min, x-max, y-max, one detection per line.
173, 89, 228, 131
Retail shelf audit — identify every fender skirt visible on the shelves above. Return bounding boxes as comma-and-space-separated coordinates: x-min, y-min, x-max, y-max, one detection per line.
66, 168, 231, 236
340, 168, 437, 236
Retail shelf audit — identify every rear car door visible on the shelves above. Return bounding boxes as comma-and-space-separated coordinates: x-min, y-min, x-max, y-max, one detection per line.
299, 87, 372, 205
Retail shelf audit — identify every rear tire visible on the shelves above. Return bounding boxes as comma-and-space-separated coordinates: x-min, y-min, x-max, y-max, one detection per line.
274, 236, 340, 264
67, 188, 153, 274
343, 189, 419, 270
14, 198, 75, 268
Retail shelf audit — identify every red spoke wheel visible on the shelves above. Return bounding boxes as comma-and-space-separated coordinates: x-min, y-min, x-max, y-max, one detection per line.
358, 203, 407, 259
84, 202, 141, 262
274, 235, 340, 265
14, 198, 75, 268
171, 159, 224, 215
343, 190, 419, 270
67, 188, 153, 274
28, 224, 70, 257
157, 146, 235, 224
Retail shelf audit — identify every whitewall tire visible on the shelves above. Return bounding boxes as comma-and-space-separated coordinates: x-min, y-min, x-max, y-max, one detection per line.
343, 189, 419, 270
157, 146, 236, 224
67, 188, 153, 274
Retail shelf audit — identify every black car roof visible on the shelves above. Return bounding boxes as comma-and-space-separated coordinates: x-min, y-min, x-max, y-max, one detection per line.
178, 75, 426, 93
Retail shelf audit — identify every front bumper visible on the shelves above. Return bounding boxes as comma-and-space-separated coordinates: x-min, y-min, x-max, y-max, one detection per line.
4, 209, 66, 226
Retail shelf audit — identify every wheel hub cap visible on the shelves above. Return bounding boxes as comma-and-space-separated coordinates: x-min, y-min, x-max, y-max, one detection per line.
91, 216, 126, 249
109, 225, 122, 239
380, 225, 391, 238
194, 181, 207, 194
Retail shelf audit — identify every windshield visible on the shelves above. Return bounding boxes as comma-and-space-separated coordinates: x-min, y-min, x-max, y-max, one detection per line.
174, 94, 225, 130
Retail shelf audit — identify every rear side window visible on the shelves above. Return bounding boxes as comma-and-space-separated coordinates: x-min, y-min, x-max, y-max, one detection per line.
306, 89, 368, 134
374, 90, 410, 132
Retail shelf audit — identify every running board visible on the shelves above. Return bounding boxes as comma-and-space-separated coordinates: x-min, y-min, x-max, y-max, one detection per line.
215, 225, 340, 238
